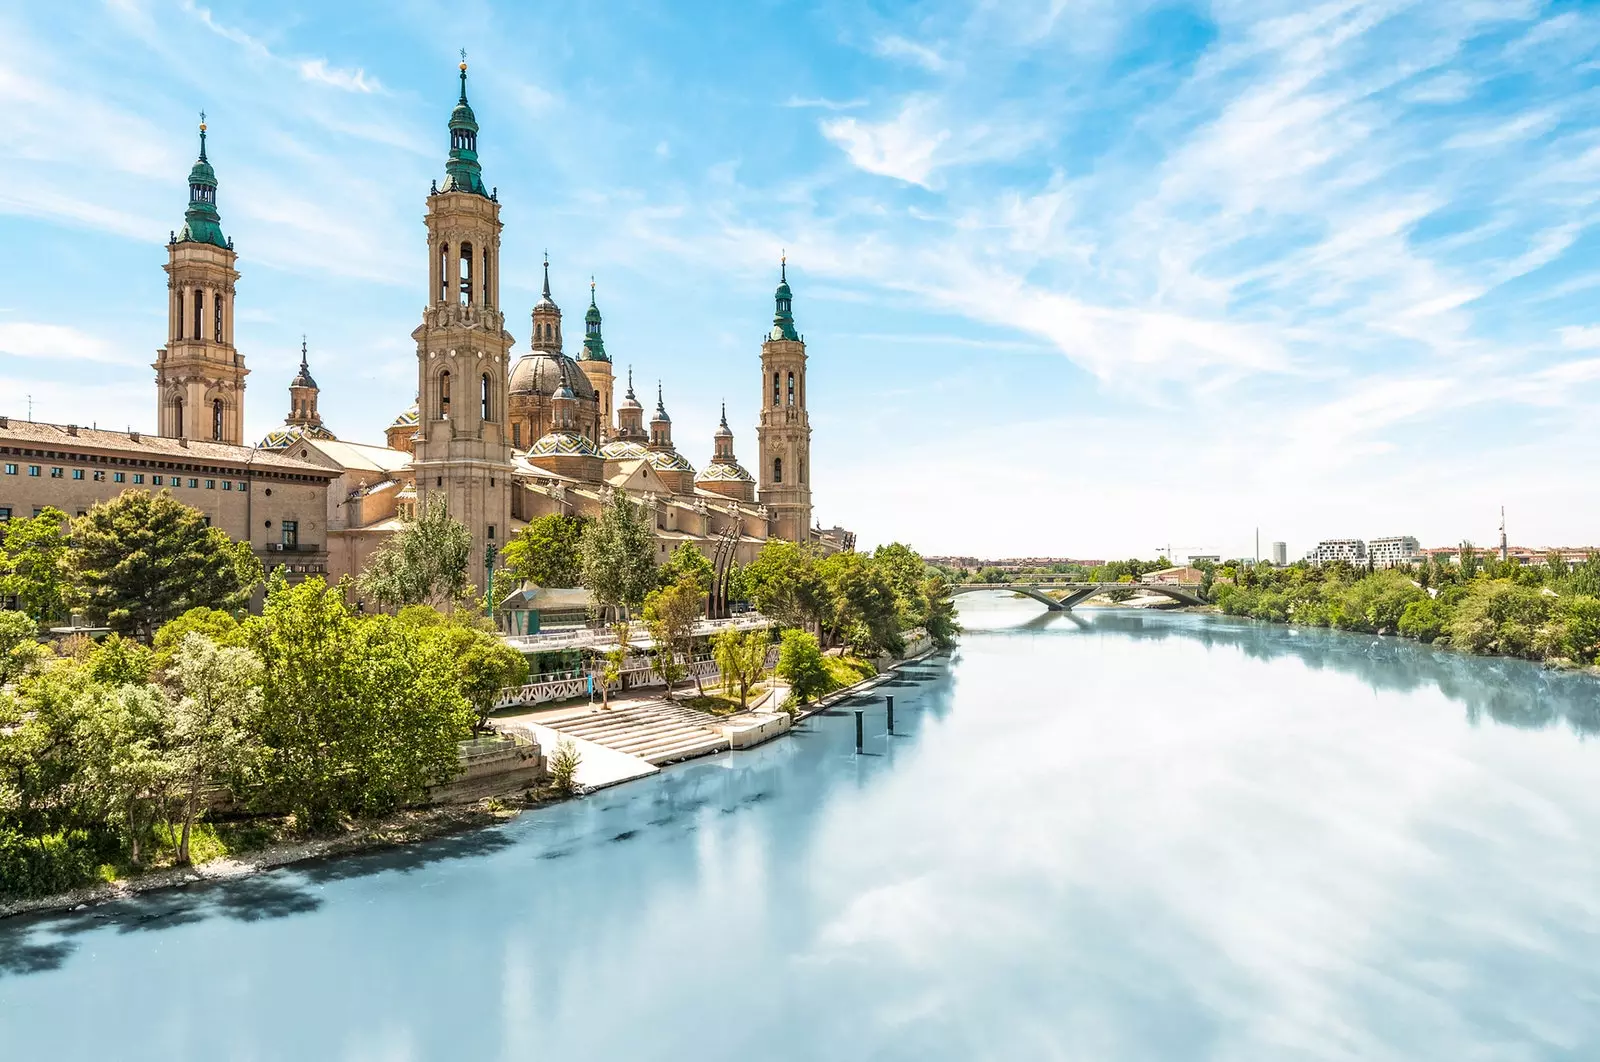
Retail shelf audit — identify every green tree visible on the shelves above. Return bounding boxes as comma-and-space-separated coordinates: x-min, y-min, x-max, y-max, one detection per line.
819, 550, 903, 656
168, 634, 261, 864
642, 576, 702, 698
69, 491, 256, 639
595, 620, 631, 709
244, 574, 472, 828
659, 541, 714, 593
871, 543, 928, 626
427, 621, 530, 733
776, 629, 830, 703
151, 606, 244, 671
357, 495, 474, 611
1397, 597, 1450, 643
1447, 579, 1549, 657
0, 611, 42, 686
77, 681, 174, 866
0, 507, 75, 624
86, 634, 154, 686
548, 738, 582, 796
745, 539, 829, 631
919, 574, 961, 651
580, 492, 657, 622
501, 513, 587, 589
713, 627, 768, 709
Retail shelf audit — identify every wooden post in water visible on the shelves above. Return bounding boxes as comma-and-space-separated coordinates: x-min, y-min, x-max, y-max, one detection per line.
854, 710, 864, 754
886, 695, 894, 734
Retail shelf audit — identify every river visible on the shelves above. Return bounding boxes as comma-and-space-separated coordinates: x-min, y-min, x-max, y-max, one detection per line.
3, 597, 1599, 1060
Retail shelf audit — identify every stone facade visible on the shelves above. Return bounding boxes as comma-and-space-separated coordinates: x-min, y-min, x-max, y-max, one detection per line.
755, 258, 813, 543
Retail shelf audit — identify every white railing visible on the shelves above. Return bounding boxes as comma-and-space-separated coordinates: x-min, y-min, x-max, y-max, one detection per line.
501, 612, 772, 652
495, 646, 781, 707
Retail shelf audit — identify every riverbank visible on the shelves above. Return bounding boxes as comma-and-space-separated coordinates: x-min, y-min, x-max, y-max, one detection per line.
2, 649, 939, 921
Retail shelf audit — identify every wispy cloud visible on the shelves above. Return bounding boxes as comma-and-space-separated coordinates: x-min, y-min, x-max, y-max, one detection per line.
297, 58, 383, 94
872, 34, 957, 75
783, 96, 868, 111
0, 322, 138, 365
821, 97, 950, 187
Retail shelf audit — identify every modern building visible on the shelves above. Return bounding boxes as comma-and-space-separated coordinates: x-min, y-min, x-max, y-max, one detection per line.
1271, 541, 1288, 566
1, 61, 851, 610
1306, 539, 1367, 564
1367, 536, 1421, 568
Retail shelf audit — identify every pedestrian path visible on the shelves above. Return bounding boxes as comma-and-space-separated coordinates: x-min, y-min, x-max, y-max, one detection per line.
544, 700, 730, 766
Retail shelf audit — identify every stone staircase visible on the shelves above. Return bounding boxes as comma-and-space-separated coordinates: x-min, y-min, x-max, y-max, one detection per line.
545, 700, 729, 766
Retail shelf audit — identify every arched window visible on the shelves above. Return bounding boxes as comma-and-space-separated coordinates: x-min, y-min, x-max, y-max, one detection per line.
459, 242, 474, 306
212, 399, 224, 441
214, 294, 224, 341
438, 243, 448, 304
193, 289, 204, 340
800, 458, 806, 484
175, 290, 184, 340
482, 248, 491, 308
481, 373, 492, 421
174, 398, 185, 438
512, 422, 521, 448
439, 371, 452, 419
787, 372, 795, 406
772, 372, 780, 406
773, 457, 783, 484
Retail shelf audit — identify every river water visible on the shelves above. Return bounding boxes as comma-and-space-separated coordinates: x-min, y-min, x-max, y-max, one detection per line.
3, 598, 1599, 1060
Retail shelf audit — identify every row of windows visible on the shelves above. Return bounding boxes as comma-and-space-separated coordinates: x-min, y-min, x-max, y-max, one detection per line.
437, 242, 493, 309
174, 288, 226, 343
435, 370, 498, 422
1, 463, 245, 490
0, 447, 319, 485
771, 370, 803, 407
771, 457, 806, 484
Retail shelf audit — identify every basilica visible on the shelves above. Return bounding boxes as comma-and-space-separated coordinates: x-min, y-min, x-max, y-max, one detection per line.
0, 61, 849, 607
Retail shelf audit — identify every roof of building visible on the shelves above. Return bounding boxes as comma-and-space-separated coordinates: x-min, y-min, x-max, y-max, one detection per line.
696, 461, 754, 483
0, 419, 334, 475
648, 448, 695, 474
527, 430, 600, 459
388, 404, 419, 430
288, 437, 413, 475
600, 438, 650, 461
258, 423, 337, 450
499, 586, 594, 611
508, 351, 597, 399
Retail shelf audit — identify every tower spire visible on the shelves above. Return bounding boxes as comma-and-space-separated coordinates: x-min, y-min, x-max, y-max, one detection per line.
771, 255, 797, 341
543, 251, 551, 298
441, 53, 486, 196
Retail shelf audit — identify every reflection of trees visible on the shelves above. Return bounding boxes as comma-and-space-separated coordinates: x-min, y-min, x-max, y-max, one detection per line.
1027, 610, 1600, 738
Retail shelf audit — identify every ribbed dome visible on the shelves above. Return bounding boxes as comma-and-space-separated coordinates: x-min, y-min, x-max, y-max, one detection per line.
600, 438, 650, 461
508, 352, 597, 399
259, 423, 335, 450
697, 461, 754, 483
528, 430, 600, 458
389, 404, 419, 429
648, 449, 695, 474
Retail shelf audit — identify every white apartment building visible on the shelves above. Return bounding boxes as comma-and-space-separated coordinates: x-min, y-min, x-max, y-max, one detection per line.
1271, 541, 1287, 566
1306, 539, 1367, 564
1368, 535, 1421, 568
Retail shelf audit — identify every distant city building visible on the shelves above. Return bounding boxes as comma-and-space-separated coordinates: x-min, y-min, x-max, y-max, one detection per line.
1367, 536, 1421, 568
1271, 541, 1288, 566
1186, 554, 1220, 565
1306, 539, 1366, 564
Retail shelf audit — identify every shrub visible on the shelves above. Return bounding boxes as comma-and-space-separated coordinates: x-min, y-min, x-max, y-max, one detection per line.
0, 828, 106, 899
776, 629, 831, 703
1398, 598, 1450, 643
548, 739, 582, 796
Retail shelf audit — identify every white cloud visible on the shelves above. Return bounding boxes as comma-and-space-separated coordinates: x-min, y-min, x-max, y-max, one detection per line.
783, 96, 868, 111
821, 97, 950, 187
872, 35, 957, 74
0, 323, 138, 365
298, 58, 383, 94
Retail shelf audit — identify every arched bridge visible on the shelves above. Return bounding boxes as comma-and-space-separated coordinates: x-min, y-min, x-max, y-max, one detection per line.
951, 581, 1206, 611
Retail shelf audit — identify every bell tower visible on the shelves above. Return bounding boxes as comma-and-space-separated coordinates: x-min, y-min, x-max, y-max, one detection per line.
154, 115, 247, 444
410, 55, 514, 589
756, 255, 813, 541
577, 278, 614, 440
285, 337, 324, 431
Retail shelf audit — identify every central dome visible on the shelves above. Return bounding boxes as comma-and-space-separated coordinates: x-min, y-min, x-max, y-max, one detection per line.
508, 352, 597, 399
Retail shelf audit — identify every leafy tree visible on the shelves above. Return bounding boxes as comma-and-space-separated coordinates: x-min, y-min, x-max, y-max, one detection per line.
427, 621, 530, 733
580, 492, 657, 622
87, 634, 154, 686
595, 620, 631, 709
713, 628, 768, 709
919, 574, 961, 651
168, 634, 261, 864
819, 550, 903, 656
745, 539, 828, 631
1448, 580, 1549, 657
70, 491, 256, 639
776, 629, 830, 703
0, 611, 41, 686
501, 513, 587, 588
871, 543, 928, 626
977, 566, 1008, 584
642, 576, 702, 698
1398, 597, 1450, 643
659, 541, 714, 593
548, 738, 582, 796
724, 560, 751, 605
77, 681, 174, 866
357, 495, 474, 611
152, 606, 244, 671
0, 507, 74, 624
244, 574, 472, 828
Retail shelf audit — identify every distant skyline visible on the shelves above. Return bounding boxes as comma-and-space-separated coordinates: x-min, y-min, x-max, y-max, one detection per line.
3, 2, 1599, 558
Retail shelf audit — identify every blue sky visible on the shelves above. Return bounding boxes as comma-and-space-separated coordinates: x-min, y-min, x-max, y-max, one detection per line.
3, 1, 1599, 560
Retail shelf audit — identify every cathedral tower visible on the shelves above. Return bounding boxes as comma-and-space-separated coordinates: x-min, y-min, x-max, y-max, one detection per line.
756, 257, 812, 541
285, 338, 324, 431
154, 116, 247, 443
531, 255, 562, 353
577, 279, 614, 439
410, 57, 514, 588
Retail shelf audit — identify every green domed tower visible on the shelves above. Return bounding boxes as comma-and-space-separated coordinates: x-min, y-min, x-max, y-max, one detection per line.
153, 115, 248, 444
577, 278, 615, 439
756, 254, 812, 542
